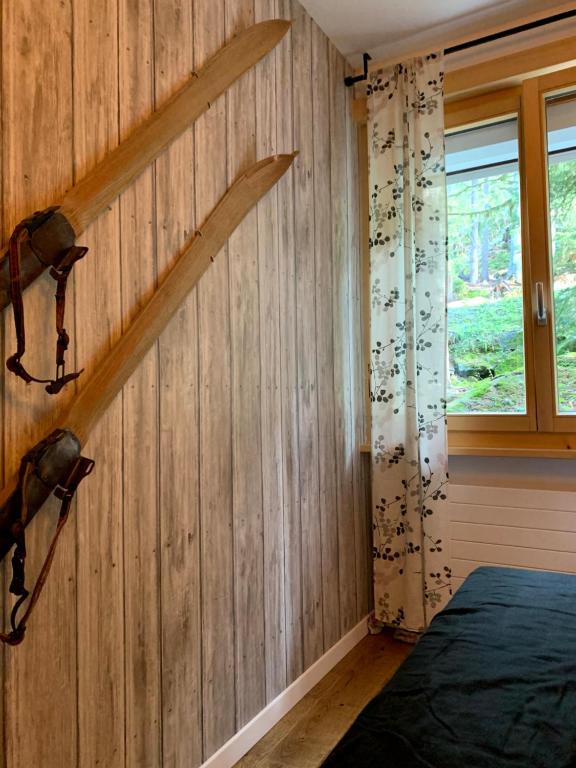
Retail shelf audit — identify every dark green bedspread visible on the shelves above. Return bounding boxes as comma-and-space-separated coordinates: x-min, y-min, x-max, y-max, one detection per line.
323, 566, 576, 767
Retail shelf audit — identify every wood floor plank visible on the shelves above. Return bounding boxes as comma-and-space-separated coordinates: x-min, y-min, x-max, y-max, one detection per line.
154, 0, 202, 765
118, 0, 162, 764
73, 1, 125, 764
275, 0, 303, 687
2, 1, 77, 765
292, 1, 324, 671
235, 634, 412, 768
255, 0, 287, 704
226, 0, 267, 730
312, 21, 340, 652
236, 660, 351, 768
194, 0, 236, 756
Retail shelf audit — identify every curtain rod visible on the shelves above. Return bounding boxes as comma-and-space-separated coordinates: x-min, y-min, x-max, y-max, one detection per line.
446, 8, 576, 53
345, 9, 576, 87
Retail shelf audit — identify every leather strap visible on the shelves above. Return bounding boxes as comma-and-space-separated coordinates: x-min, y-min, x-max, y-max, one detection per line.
6, 209, 87, 395
0, 445, 94, 646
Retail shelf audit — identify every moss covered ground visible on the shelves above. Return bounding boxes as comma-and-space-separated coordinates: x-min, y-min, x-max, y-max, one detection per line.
448, 285, 576, 414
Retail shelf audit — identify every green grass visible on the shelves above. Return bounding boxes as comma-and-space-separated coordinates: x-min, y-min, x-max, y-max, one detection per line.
448, 285, 576, 414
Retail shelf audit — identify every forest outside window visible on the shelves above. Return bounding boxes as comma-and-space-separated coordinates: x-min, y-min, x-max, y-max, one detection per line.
547, 94, 576, 415
446, 118, 526, 415
444, 67, 576, 453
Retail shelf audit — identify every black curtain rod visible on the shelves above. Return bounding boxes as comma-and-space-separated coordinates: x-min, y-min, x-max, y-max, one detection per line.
345, 9, 576, 87
446, 8, 576, 53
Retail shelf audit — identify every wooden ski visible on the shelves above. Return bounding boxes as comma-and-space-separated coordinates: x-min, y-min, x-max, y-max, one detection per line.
0, 152, 296, 561
0, 19, 290, 311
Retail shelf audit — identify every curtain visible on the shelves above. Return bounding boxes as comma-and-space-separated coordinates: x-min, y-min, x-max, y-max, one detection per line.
367, 53, 452, 634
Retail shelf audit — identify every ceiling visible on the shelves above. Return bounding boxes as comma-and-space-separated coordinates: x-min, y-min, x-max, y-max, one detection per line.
298, 0, 576, 66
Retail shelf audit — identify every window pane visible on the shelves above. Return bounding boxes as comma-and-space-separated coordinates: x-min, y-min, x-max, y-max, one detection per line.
445, 119, 526, 414
546, 95, 576, 414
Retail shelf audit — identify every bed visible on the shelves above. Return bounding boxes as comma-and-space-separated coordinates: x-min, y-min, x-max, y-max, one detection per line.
322, 566, 576, 767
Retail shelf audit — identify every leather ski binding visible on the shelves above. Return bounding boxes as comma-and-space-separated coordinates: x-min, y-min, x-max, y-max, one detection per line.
0, 429, 94, 645
5, 207, 87, 394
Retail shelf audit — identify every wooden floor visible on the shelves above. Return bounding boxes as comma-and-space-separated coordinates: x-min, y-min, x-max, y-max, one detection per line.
235, 633, 412, 768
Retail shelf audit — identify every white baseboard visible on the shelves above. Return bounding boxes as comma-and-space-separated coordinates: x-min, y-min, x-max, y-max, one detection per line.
201, 616, 369, 768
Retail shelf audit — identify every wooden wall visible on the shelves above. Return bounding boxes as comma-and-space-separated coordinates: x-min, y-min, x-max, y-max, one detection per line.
0, 0, 370, 765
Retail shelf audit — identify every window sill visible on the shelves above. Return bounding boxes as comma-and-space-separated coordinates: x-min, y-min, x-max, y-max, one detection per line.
448, 431, 576, 458
361, 433, 576, 459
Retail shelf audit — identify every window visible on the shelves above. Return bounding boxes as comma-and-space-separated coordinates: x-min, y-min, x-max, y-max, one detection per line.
546, 95, 576, 415
445, 68, 576, 453
446, 118, 526, 415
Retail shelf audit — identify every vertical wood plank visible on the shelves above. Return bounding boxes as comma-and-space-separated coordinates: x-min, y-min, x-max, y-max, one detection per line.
311, 21, 340, 651
0, 0, 6, 755
73, 1, 125, 764
292, 3, 324, 668
0, 2, 367, 762
329, 45, 357, 634
194, 0, 235, 756
117, 0, 162, 764
226, 0, 266, 729
358, 117, 374, 610
154, 0, 202, 765
275, 0, 303, 686
358, 120, 374, 614
255, 0, 287, 703
358, 121, 371, 445
2, 1, 77, 765
346, 77, 370, 621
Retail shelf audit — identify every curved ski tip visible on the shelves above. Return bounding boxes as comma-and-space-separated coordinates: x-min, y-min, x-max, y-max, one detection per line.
271, 152, 298, 168
256, 19, 291, 39
263, 19, 291, 30
242, 154, 296, 187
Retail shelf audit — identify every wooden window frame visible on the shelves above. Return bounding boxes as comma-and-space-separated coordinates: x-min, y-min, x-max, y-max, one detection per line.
445, 87, 536, 436
446, 68, 576, 455
356, 48, 576, 457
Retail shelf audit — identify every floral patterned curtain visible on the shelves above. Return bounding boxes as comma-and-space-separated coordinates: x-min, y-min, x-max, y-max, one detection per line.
368, 54, 452, 634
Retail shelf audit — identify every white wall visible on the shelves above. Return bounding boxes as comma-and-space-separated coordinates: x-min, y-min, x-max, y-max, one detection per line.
449, 456, 576, 492
448, 481, 576, 592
